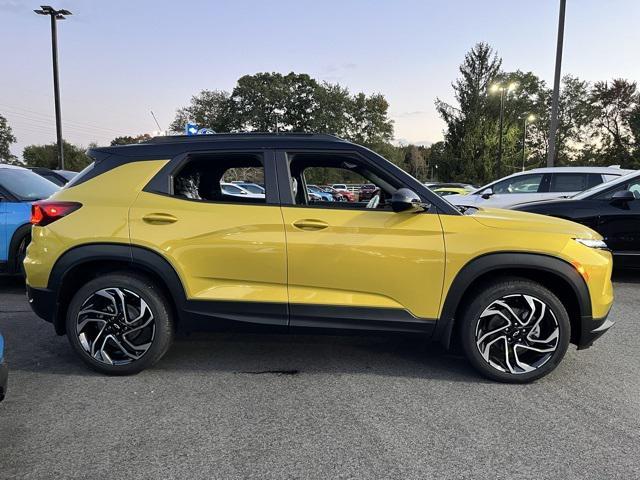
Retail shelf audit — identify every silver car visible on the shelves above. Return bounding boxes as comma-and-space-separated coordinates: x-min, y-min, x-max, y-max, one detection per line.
444, 166, 633, 209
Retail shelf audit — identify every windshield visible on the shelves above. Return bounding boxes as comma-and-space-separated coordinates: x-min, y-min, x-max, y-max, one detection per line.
571, 171, 639, 199
222, 184, 244, 194
0, 168, 59, 201
240, 183, 264, 194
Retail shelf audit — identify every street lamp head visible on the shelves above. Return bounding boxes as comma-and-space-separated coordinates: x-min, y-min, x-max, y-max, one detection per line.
489, 84, 501, 93
527, 114, 536, 122
34, 6, 72, 17
508, 82, 519, 92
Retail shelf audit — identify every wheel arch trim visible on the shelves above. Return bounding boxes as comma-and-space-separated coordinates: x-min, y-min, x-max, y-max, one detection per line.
45, 243, 188, 333
8, 223, 32, 273
434, 252, 592, 349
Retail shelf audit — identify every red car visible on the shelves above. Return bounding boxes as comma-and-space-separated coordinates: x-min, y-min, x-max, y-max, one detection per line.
322, 186, 355, 202
358, 184, 380, 202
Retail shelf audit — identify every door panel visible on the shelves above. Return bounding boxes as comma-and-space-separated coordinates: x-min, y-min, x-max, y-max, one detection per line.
597, 200, 640, 254
130, 192, 288, 307
281, 207, 445, 320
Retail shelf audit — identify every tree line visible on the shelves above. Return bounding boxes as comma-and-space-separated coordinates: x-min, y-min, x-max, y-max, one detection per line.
1, 43, 638, 185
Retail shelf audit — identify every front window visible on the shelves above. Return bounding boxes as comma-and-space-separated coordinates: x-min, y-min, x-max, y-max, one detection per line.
492, 174, 544, 194
287, 153, 401, 210
594, 177, 640, 200
239, 183, 264, 194
0, 168, 59, 201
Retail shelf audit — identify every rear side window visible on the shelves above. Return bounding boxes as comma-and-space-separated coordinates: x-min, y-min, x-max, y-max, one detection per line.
172, 154, 266, 204
549, 173, 598, 192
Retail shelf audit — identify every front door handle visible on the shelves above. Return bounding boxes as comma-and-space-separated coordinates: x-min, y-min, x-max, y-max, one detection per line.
142, 213, 178, 225
292, 219, 329, 231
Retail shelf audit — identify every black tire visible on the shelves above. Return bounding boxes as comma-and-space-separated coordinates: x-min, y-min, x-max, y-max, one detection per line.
65, 272, 174, 375
459, 277, 570, 383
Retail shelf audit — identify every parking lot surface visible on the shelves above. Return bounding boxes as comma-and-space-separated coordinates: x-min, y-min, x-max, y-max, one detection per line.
0, 273, 639, 479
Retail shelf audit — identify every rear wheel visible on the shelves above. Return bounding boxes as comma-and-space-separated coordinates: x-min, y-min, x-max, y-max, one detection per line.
65, 273, 174, 375
460, 277, 570, 383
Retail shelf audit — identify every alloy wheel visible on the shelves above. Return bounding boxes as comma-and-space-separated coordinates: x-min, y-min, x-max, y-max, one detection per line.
76, 288, 156, 366
475, 294, 559, 374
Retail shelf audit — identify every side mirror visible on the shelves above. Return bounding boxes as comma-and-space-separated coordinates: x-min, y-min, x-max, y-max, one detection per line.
611, 190, 635, 204
391, 188, 427, 213
481, 188, 494, 200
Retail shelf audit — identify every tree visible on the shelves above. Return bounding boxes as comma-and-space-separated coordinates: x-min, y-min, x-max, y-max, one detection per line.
587, 79, 640, 167
0, 114, 18, 164
404, 145, 427, 180
110, 133, 152, 146
435, 42, 503, 182
169, 90, 232, 133
170, 72, 396, 148
23, 141, 92, 171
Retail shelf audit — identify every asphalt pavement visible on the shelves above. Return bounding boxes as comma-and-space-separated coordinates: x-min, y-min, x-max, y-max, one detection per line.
0, 273, 639, 479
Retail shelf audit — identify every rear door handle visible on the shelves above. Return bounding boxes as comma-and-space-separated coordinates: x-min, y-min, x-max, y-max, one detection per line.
142, 213, 178, 225
292, 219, 329, 231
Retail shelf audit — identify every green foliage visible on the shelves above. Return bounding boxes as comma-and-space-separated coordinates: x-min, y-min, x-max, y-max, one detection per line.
0, 114, 18, 164
22, 140, 92, 171
170, 72, 394, 146
170, 90, 232, 134
436, 43, 640, 184
110, 134, 152, 146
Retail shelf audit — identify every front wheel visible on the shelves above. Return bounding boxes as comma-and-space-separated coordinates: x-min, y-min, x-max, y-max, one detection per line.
65, 273, 174, 375
460, 278, 570, 383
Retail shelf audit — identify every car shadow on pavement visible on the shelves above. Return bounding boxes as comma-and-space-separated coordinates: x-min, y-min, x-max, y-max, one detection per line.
154, 331, 485, 383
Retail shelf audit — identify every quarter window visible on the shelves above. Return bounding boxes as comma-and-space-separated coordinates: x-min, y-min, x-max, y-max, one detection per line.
549, 173, 599, 193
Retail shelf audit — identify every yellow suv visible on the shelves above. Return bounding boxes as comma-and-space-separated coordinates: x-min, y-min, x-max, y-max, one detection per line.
24, 134, 614, 382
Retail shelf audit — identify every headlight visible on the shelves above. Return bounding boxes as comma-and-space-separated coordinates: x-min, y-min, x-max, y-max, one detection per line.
573, 238, 609, 250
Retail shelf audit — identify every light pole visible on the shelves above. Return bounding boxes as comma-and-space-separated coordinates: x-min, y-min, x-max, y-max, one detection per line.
546, 0, 567, 167
34, 5, 72, 170
522, 114, 536, 171
490, 82, 518, 178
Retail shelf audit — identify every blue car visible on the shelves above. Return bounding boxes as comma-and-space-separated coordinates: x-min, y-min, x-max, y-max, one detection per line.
307, 184, 334, 201
0, 164, 59, 275
0, 332, 7, 401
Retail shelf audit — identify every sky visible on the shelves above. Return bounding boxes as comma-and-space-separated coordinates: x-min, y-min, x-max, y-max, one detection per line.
1, 0, 639, 159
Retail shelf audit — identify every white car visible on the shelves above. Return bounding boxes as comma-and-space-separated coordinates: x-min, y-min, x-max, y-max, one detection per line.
220, 182, 265, 199
444, 166, 634, 209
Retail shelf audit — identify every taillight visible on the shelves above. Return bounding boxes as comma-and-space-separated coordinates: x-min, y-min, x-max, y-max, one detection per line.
31, 201, 82, 226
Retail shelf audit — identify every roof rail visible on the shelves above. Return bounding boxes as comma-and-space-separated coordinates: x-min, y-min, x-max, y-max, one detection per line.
142, 132, 346, 144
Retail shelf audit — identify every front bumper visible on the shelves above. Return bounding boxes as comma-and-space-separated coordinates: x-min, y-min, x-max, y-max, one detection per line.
577, 313, 614, 350
0, 361, 7, 402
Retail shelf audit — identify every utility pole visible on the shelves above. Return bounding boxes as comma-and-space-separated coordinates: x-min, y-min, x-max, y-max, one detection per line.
498, 88, 505, 177
546, 0, 566, 167
35, 6, 72, 170
490, 82, 518, 178
522, 114, 536, 171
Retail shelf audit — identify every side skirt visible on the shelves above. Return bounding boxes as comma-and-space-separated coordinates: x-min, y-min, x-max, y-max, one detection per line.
179, 301, 437, 336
